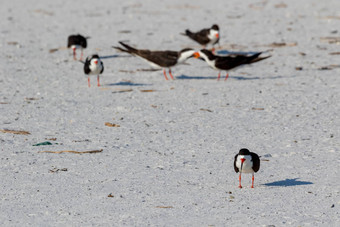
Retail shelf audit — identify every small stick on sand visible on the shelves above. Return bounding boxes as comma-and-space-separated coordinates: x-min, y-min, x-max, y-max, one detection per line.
49, 46, 68, 53
0, 129, 31, 135
38, 149, 103, 154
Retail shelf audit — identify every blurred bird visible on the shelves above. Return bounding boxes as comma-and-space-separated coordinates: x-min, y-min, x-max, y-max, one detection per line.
193, 49, 271, 81
182, 24, 220, 52
234, 148, 260, 188
84, 54, 104, 87
67, 34, 88, 60
113, 41, 196, 80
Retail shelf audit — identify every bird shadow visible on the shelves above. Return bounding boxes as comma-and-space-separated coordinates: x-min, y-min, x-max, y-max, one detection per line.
231, 75, 261, 80
216, 49, 261, 55
105, 81, 152, 86
177, 74, 291, 81
263, 178, 313, 187
100, 54, 130, 59
176, 74, 218, 80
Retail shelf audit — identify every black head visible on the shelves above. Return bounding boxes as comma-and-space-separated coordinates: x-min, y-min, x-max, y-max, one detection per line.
91, 54, 100, 59
200, 49, 216, 60
211, 24, 219, 31
179, 48, 194, 53
238, 148, 251, 155
85, 54, 100, 63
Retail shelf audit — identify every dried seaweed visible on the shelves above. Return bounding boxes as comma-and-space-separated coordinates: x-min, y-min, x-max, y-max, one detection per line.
39, 149, 103, 154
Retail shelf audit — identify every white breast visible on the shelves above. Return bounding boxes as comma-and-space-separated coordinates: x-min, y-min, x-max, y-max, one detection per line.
235, 155, 254, 173
71, 44, 82, 50
89, 60, 103, 75
207, 30, 219, 45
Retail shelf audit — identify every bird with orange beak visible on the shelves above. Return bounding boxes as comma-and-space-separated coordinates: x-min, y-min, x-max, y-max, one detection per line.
67, 34, 89, 60
83, 55, 104, 87
234, 148, 260, 188
193, 49, 271, 81
182, 24, 220, 52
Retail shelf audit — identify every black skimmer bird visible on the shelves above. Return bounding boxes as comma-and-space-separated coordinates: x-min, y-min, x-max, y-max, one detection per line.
113, 41, 196, 80
182, 24, 220, 52
234, 148, 260, 188
67, 34, 88, 60
193, 49, 271, 81
84, 54, 104, 87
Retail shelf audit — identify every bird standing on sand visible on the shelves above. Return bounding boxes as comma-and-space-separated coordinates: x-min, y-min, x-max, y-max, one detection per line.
84, 54, 104, 87
113, 41, 196, 80
234, 148, 260, 188
67, 34, 88, 60
182, 24, 220, 52
193, 49, 271, 81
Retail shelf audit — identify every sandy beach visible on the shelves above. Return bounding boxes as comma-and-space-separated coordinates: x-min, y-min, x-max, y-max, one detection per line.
1, 0, 339, 226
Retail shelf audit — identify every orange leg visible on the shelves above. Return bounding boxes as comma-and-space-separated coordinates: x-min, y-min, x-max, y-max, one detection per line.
163, 69, 169, 80
88, 77, 90, 87
217, 72, 221, 81
224, 73, 229, 81
97, 75, 100, 87
251, 174, 254, 188
169, 69, 174, 80
239, 173, 242, 188
73, 49, 77, 60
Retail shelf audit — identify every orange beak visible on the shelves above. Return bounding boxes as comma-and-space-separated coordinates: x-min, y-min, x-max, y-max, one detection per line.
94, 60, 98, 65
240, 158, 246, 163
193, 52, 200, 58
215, 33, 219, 38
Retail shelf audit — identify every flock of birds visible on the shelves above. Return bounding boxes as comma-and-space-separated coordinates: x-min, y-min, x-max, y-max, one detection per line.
67, 25, 263, 188
67, 24, 271, 88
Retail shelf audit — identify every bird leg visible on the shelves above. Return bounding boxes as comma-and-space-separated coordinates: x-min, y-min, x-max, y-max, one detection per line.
169, 69, 175, 80
217, 72, 221, 81
88, 77, 91, 88
212, 47, 215, 54
73, 48, 77, 60
251, 173, 254, 188
163, 69, 169, 80
239, 173, 242, 188
224, 73, 229, 81
97, 75, 100, 87
80, 49, 84, 61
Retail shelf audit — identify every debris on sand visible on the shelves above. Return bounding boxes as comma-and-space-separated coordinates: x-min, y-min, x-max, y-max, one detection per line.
38, 149, 103, 154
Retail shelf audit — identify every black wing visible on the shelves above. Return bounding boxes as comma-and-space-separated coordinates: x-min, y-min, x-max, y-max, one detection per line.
251, 152, 260, 172
67, 36, 76, 47
234, 154, 239, 173
185, 28, 211, 45
139, 50, 179, 67
67, 35, 87, 48
100, 62, 104, 74
114, 42, 179, 67
83, 58, 91, 74
215, 53, 262, 70
79, 36, 87, 48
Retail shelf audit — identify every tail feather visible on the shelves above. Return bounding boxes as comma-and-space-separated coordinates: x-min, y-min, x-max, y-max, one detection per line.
250, 54, 271, 64
112, 41, 139, 55
112, 46, 131, 54
118, 41, 138, 54
184, 29, 192, 37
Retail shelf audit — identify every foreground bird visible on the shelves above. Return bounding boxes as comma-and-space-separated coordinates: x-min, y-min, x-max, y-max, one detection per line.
84, 55, 104, 87
234, 148, 260, 188
193, 49, 271, 81
67, 34, 88, 60
182, 24, 220, 52
113, 42, 196, 80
